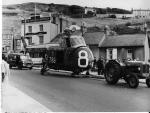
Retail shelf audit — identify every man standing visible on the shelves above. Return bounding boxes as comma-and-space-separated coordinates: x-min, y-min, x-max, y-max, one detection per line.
97, 57, 104, 75
1, 54, 10, 85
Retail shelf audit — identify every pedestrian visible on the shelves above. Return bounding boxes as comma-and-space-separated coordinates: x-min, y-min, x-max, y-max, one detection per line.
93, 57, 97, 69
97, 56, 104, 75
1, 54, 10, 85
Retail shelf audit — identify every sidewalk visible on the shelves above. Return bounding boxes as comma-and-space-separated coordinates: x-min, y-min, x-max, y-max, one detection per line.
1, 84, 52, 112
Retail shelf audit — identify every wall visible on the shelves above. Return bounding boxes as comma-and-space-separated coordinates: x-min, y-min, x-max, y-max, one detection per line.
99, 47, 144, 61
89, 45, 99, 60
21, 20, 58, 46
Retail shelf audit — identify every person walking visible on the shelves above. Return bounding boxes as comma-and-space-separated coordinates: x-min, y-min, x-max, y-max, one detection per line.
97, 57, 104, 75
1, 54, 10, 86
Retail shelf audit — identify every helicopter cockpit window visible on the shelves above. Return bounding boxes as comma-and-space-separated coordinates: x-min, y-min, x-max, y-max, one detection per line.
70, 36, 86, 48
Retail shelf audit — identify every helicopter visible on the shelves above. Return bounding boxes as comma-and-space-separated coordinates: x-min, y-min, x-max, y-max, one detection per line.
40, 28, 94, 76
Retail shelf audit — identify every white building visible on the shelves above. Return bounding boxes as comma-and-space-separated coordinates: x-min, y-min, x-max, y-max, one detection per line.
21, 14, 58, 50
132, 9, 150, 18
84, 7, 96, 14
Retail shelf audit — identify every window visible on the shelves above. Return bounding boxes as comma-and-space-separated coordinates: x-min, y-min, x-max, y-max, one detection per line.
28, 37, 32, 45
107, 49, 113, 60
52, 17, 56, 24
127, 49, 133, 60
39, 25, 43, 31
39, 36, 44, 44
28, 26, 32, 33
70, 36, 86, 48
106, 48, 117, 60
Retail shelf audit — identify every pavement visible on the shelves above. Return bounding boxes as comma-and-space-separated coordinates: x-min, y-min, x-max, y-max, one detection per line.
1, 66, 146, 112
1, 83, 51, 112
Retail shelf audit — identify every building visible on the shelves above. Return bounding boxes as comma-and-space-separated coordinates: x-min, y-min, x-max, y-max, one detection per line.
83, 32, 105, 60
21, 14, 58, 49
2, 29, 14, 53
21, 13, 74, 50
132, 9, 150, 18
99, 34, 150, 62
84, 7, 96, 15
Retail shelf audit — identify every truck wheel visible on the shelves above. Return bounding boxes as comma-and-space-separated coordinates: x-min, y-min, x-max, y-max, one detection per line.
146, 77, 150, 88
127, 73, 139, 88
105, 60, 121, 84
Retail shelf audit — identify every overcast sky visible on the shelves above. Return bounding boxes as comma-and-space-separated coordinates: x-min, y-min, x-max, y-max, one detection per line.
2, 0, 150, 10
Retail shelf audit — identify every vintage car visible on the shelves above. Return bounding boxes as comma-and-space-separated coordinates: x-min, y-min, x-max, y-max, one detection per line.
7, 53, 33, 69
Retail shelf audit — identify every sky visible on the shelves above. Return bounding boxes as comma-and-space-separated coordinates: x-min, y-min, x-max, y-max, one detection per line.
2, 0, 150, 10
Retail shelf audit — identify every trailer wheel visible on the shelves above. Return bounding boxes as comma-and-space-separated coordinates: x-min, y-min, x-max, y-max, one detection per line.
146, 77, 150, 88
127, 73, 139, 88
105, 60, 121, 84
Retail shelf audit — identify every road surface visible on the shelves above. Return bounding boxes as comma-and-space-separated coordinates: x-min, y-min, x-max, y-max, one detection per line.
8, 68, 150, 112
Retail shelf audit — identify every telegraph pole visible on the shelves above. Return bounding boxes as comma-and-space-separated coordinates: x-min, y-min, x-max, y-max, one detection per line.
11, 27, 15, 52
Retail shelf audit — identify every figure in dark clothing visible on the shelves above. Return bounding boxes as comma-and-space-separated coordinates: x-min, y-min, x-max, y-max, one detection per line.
97, 57, 104, 75
93, 57, 97, 69
42, 54, 48, 69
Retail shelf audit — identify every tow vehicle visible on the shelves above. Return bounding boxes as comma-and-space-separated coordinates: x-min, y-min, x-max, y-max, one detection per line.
104, 59, 150, 88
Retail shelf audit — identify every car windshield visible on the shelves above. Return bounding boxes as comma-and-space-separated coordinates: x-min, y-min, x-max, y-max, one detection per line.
20, 55, 31, 60
70, 36, 86, 47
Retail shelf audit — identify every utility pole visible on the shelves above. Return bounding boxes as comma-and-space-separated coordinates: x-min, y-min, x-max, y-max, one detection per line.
19, 14, 27, 52
11, 27, 15, 52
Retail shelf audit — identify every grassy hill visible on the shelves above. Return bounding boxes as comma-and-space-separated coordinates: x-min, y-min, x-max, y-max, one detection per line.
2, 2, 150, 36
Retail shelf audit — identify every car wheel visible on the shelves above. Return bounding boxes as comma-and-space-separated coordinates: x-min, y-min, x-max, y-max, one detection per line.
146, 77, 150, 88
18, 65, 22, 70
9, 65, 12, 69
127, 73, 139, 88
29, 67, 32, 70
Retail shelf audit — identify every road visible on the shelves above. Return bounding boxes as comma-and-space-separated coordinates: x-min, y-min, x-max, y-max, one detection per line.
8, 68, 150, 112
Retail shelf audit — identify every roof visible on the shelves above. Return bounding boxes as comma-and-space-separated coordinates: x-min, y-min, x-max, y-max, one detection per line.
50, 31, 82, 44
83, 32, 104, 45
99, 34, 146, 48
50, 33, 64, 44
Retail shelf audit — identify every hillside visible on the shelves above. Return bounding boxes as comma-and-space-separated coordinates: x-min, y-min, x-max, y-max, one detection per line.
2, 2, 150, 37
3, 2, 132, 15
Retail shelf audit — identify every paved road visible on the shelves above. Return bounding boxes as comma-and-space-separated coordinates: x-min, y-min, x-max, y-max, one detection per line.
9, 69, 150, 112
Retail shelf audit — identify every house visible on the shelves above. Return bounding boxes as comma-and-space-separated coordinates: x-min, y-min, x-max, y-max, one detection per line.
132, 9, 150, 18
83, 32, 105, 60
20, 13, 75, 51
21, 14, 58, 48
99, 34, 150, 62
84, 7, 96, 15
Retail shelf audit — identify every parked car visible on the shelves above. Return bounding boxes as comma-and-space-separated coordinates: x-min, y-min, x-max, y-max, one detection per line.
7, 53, 33, 69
